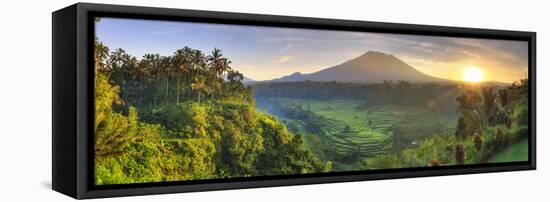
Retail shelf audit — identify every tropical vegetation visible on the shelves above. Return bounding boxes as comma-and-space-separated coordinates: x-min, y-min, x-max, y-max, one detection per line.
93, 26, 529, 185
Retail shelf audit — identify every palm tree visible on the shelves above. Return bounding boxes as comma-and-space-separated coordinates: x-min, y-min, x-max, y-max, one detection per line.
117, 55, 138, 102
206, 48, 224, 99
182, 47, 195, 99
107, 48, 131, 101
221, 58, 232, 73
498, 89, 512, 128
191, 49, 206, 71
218, 58, 233, 96
160, 56, 173, 97
480, 87, 497, 125
109, 48, 126, 70
141, 54, 161, 106
136, 61, 150, 102
192, 73, 207, 104
455, 90, 484, 139
172, 49, 192, 104
94, 39, 109, 75
190, 50, 207, 100
143, 53, 161, 77
207, 48, 224, 77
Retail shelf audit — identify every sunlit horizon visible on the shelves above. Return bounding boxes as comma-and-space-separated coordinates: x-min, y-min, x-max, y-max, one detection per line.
463, 66, 484, 83
96, 17, 528, 83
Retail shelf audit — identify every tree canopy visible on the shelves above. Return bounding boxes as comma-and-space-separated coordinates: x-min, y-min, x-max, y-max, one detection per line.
94, 39, 330, 185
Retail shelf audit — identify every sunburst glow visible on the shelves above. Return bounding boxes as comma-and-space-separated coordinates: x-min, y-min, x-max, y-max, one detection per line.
463, 66, 484, 83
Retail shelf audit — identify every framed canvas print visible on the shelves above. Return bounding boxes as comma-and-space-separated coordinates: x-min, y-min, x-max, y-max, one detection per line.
52, 3, 536, 199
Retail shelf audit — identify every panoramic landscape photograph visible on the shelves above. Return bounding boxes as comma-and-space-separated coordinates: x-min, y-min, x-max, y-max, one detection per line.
93, 17, 529, 185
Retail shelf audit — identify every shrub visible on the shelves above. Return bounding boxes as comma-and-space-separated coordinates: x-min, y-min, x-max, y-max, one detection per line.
455, 144, 465, 165
474, 133, 483, 151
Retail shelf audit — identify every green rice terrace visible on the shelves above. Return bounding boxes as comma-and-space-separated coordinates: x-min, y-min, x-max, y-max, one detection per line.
257, 98, 458, 170
489, 139, 529, 163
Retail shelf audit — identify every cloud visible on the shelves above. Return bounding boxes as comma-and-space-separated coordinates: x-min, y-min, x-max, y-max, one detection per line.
283, 43, 294, 51
98, 17, 528, 83
271, 56, 291, 64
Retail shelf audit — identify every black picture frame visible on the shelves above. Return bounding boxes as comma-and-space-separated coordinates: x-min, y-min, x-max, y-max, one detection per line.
52, 3, 536, 199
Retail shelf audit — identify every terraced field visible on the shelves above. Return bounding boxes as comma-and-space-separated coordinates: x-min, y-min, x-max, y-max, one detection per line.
262, 98, 457, 163
306, 100, 394, 158
489, 139, 529, 163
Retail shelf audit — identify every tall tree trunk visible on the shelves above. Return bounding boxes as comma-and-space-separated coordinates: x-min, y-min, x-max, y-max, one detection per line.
94, 55, 99, 77
176, 76, 180, 104
181, 84, 187, 103
211, 84, 214, 100
122, 80, 127, 101
140, 76, 143, 103
186, 79, 190, 99
198, 91, 201, 104
182, 85, 187, 100
184, 74, 189, 100
165, 77, 169, 96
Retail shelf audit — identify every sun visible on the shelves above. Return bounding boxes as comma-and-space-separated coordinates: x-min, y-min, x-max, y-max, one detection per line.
463, 66, 484, 83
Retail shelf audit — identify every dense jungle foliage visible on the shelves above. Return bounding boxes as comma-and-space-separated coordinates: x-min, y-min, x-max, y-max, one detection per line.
94, 39, 330, 185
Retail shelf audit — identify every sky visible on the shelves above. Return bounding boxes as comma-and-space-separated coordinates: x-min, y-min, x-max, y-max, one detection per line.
96, 17, 528, 83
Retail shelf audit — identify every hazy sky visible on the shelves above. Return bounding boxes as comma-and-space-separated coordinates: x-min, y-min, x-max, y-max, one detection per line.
96, 17, 528, 83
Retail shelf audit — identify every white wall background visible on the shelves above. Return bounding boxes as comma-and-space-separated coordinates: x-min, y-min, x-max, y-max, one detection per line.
0, 0, 547, 201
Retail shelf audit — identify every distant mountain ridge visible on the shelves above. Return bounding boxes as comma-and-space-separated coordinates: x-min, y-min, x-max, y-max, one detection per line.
270, 51, 447, 83
242, 76, 255, 83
